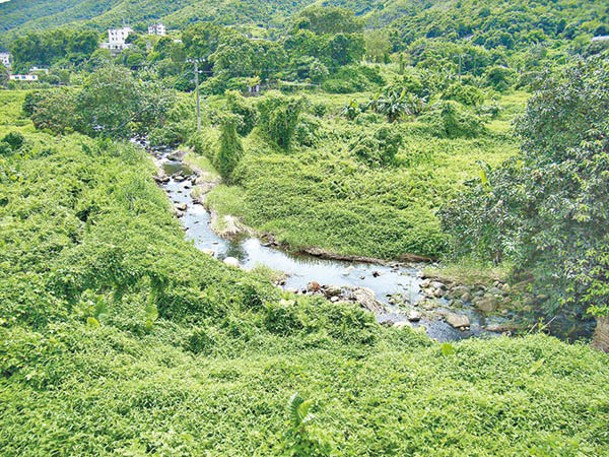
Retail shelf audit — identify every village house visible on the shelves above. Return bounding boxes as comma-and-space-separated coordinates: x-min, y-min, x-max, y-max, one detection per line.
148, 24, 166, 36
0, 52, 11, 68
9, 74, 39, 82
100, 27, 133, 54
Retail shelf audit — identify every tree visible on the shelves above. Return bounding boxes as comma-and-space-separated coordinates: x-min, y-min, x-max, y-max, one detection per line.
0, 64, 8, 88
215, 115, 244, 182
365, 30, 391, 63
30, 88, 80, 134
440, 53, 609, 347
293, 6, 363, 35
257, 93, 303, 150
326, 33, 365, 67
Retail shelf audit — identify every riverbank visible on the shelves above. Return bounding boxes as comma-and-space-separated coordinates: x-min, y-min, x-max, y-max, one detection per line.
152, 147, 517, 341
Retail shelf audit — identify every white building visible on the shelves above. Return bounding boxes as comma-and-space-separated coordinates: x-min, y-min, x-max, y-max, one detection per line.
0, 52, 11, 68
10, 74, 39, 82
100, 27, 133, 53
148, 24, 166, 36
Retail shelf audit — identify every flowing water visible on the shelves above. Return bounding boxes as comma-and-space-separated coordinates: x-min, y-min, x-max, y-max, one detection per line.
155, 147, 510, 342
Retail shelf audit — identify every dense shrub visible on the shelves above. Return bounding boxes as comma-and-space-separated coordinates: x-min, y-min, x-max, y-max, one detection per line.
257, 93, 303, 149
225, 90, 258, 136
422, 100, 487, 138
215, 115, 244, 181
442, 83, 486, 106
321, 65, 383, 94
350, 125, 403, 167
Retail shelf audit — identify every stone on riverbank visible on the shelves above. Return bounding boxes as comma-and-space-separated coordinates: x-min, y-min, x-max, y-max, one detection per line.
223, 257, 240, 268
443, 312, 470, 329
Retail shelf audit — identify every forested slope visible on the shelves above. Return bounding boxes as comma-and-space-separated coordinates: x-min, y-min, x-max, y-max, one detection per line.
2, 0, 607, 48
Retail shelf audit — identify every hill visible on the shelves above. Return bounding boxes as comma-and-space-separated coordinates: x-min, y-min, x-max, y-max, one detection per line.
2, 0, 607, 48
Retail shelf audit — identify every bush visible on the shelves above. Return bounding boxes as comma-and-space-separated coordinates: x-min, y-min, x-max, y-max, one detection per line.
263, 300, 304, 335
2, 132, 25, 151
321, 65, 384, 94
350, 126, 403, 167
225, 90, 258, 136
442, 83, 486, 106
422, 100, 487, 138
215, 115, 244, 181
257, 93, 303, 150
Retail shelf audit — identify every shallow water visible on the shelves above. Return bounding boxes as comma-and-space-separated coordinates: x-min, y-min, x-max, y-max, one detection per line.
158, 151, 507, 342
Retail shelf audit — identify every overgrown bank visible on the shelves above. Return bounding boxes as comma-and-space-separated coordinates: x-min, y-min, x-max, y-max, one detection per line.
195, 91, 524, 260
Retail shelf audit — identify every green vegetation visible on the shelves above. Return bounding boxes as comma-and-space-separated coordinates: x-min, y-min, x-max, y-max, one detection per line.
1, 95, 606, 455
442, 52, 609, 325
203, 91, 520, 259
1, 0, 609, 453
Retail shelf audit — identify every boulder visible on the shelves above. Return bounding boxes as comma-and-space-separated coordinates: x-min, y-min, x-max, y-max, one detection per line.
488, 287, 504, 297
419, 299, 440, 311
430, 281, 447, 290
201, 249, 216, 257
473, 296, 498, 313
393, 321, 412, 329
175, 203, 188, 211
444, 312, 470, 329
407, 310, 422, 322
449, 285, 470, 299
307, 281, 321, 293
349, 287, 386, 313
223, 257, 240, 268
433, 288, 446, 298
322, 285, 342, 298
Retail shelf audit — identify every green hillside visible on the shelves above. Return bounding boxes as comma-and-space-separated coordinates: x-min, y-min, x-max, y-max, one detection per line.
2, 0, 607, 47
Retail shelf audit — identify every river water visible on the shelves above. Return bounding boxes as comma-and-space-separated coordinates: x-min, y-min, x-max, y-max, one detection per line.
156, 148, 507, 342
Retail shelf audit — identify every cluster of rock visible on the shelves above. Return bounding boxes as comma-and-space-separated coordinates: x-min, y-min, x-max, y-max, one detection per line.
416, 277, 512, 330
420, 278, 510, 312
287, 281, 388, 314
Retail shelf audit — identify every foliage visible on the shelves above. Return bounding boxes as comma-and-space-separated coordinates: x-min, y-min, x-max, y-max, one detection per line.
293, 6, 363, 35
322, 64, 383, 94
257, 93, 303, 150
367, 88, 426, 122
0, 64, 8, 88
8, 29, 98, 72
441, 53, 609, 319
350, 125, 403, 167
30, 87, 80, 134
215, 115, 244, 182
2, 131, 25, 151
442, 83, 486, 107
225, 90, 258, 136
28, 65, 174, 139
421, 100, 487, 139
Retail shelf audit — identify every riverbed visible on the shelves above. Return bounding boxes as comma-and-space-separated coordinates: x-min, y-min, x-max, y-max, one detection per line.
154, 147, 509, 342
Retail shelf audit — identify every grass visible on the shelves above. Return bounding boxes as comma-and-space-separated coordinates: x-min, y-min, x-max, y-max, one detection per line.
0, 90, 33, 132
203, 92, 524, 259
1, 91, 607, 456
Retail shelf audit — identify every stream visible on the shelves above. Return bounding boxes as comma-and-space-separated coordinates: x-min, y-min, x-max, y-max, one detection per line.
153, 146, 511, 342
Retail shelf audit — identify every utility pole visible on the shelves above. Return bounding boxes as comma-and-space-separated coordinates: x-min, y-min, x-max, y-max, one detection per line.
194, 60, 201, 134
